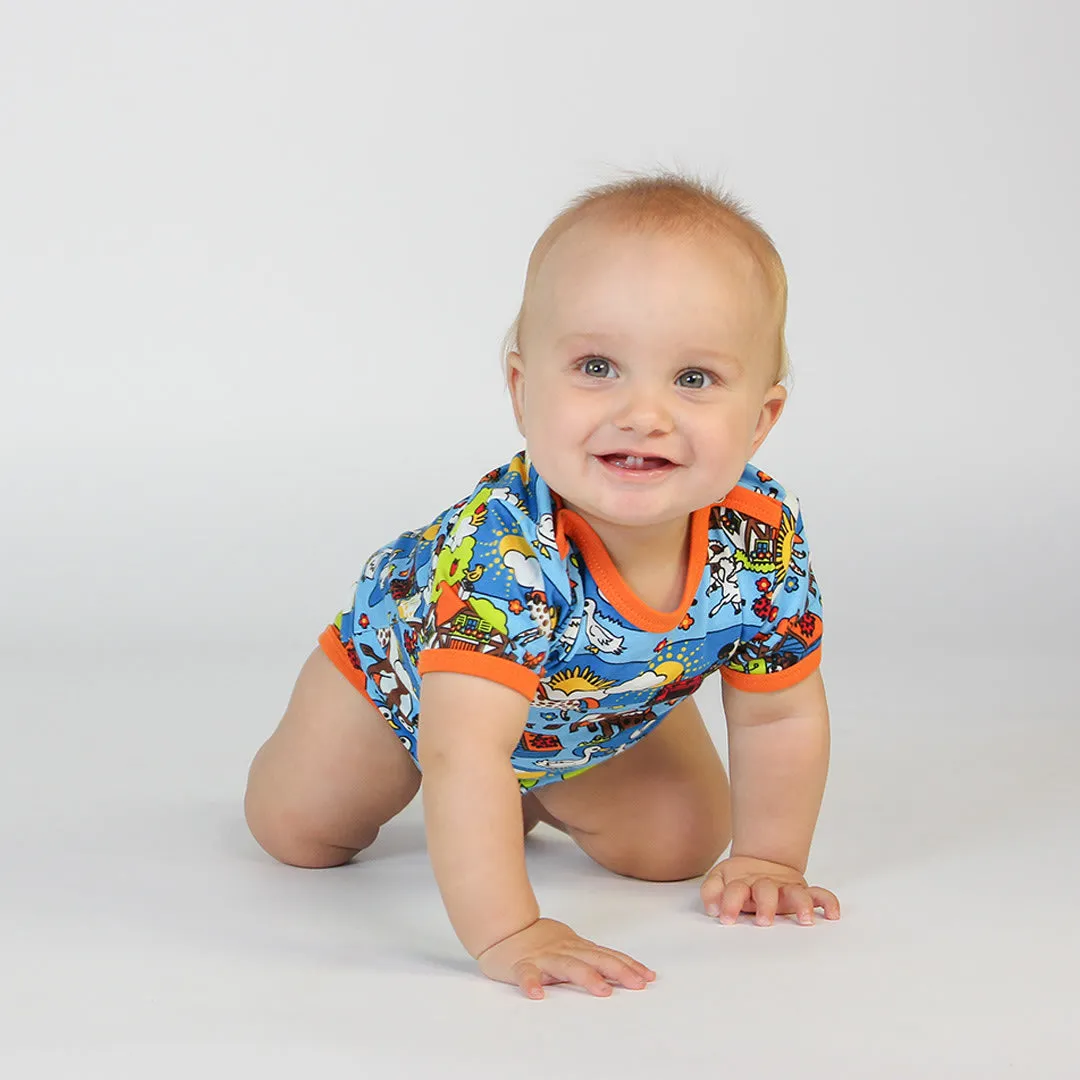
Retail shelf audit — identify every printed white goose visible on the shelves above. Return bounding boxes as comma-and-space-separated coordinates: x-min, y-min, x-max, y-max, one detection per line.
582, 597, 626, 656
534, 743, 613, 770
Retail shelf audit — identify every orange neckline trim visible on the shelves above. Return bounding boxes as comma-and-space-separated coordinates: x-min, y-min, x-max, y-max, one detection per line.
719, 484, 783, 529
549, 481, 784, 633
553, 499, 708, 632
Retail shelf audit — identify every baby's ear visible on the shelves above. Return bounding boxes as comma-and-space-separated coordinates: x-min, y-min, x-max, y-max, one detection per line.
504, 350, 521, 386
750, 383, 787, 455
506, 351, 527, 430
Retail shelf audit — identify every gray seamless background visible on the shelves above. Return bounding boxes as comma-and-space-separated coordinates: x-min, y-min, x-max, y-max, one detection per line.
2, 2, 1077, 1077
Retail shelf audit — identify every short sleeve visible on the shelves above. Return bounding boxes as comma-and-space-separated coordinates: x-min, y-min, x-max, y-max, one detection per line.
720, 494, 823, 692
416, 494, 554, 701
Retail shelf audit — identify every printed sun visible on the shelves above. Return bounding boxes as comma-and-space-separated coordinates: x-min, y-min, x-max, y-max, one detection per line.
547, 666, 616, 697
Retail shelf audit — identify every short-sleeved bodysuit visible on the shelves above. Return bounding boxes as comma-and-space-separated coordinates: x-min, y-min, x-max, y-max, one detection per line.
318, 449, 823, 793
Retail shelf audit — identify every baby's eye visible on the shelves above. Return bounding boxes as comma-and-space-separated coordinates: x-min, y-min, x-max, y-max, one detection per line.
579, 356, 614, 379
677, 368, 716, 389
576, 358, 718, 387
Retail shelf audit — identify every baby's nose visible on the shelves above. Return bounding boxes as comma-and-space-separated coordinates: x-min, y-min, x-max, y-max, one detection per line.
613, 386, 674, 430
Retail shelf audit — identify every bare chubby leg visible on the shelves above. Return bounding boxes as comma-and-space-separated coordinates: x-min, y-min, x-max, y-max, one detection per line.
527, 695, 732, 881
244, 645, 420, 868
522, 792, 569, 837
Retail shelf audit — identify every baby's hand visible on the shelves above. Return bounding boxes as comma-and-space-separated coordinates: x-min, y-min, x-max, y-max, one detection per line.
476, 917, 656, 999
701, 855, 841, 926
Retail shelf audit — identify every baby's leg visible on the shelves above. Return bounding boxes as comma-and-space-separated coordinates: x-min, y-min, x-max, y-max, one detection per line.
244, 645, 420, 868
531, 695, 731, 881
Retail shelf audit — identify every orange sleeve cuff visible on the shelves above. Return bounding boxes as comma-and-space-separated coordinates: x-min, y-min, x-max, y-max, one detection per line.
719, 647, 822, 693
417, 648, 540, 701
317, 624, 383, 711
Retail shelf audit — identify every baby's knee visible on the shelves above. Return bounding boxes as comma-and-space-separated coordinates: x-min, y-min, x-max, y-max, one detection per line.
244, 790, 376, 868
605, 807, 730, 882
619, 837, 726, 882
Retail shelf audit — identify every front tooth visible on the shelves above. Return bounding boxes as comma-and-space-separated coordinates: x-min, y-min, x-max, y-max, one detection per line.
627, 455, 644, 467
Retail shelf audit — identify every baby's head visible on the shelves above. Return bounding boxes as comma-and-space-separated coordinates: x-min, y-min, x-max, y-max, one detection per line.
503, 170, 791, 534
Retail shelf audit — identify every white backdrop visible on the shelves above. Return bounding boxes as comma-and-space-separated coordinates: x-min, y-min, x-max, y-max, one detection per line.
4, 0, 1076, 666
2, 3, 1078, 1075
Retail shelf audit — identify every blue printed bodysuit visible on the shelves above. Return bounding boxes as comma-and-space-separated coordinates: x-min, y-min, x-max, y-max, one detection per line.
318, 449, 823, 792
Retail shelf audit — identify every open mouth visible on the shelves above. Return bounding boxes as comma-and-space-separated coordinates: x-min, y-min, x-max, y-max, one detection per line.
597, 453, 676, 473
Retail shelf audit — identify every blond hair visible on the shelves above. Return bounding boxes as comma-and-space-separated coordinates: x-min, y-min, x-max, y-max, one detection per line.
500, 168, 791, 387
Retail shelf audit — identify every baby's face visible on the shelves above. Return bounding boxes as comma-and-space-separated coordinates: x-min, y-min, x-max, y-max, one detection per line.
507, 218, 787, 535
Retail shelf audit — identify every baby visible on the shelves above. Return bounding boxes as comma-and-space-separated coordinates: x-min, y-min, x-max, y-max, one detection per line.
244, 171, 841, 1000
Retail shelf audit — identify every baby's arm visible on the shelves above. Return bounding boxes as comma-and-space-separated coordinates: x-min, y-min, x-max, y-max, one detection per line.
701, 667, 841, 924
417, 671, 538, 955
725, 667, 830, 872
417, 671, 654, 997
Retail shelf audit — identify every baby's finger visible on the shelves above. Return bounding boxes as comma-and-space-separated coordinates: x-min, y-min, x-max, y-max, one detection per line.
513, 961, 548, 1000
598, 947, 657, 982
581, 949, 652, 990
751, 878, 780, 925
809, 886, 842, 919
718, 880, 751, 924
540, 953, 614, 997
700, 874, 726, 914
780, 883, 817, 925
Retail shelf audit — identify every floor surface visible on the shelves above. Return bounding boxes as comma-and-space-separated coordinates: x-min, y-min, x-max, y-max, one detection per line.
1, 646, 1076, 1078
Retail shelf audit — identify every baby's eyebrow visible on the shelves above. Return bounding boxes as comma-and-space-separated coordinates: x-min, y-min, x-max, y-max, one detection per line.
555, 332, 744, 372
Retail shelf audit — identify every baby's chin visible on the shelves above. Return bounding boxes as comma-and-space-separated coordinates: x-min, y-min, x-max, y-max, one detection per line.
552, 482, 705, 532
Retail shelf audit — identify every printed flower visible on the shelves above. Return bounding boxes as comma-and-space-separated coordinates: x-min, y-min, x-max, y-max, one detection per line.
785, 575, 800, 592
358, 613, 370, 628
508, 599, 524, 614
756, 576, 772, 593
679, 613, 695, 631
